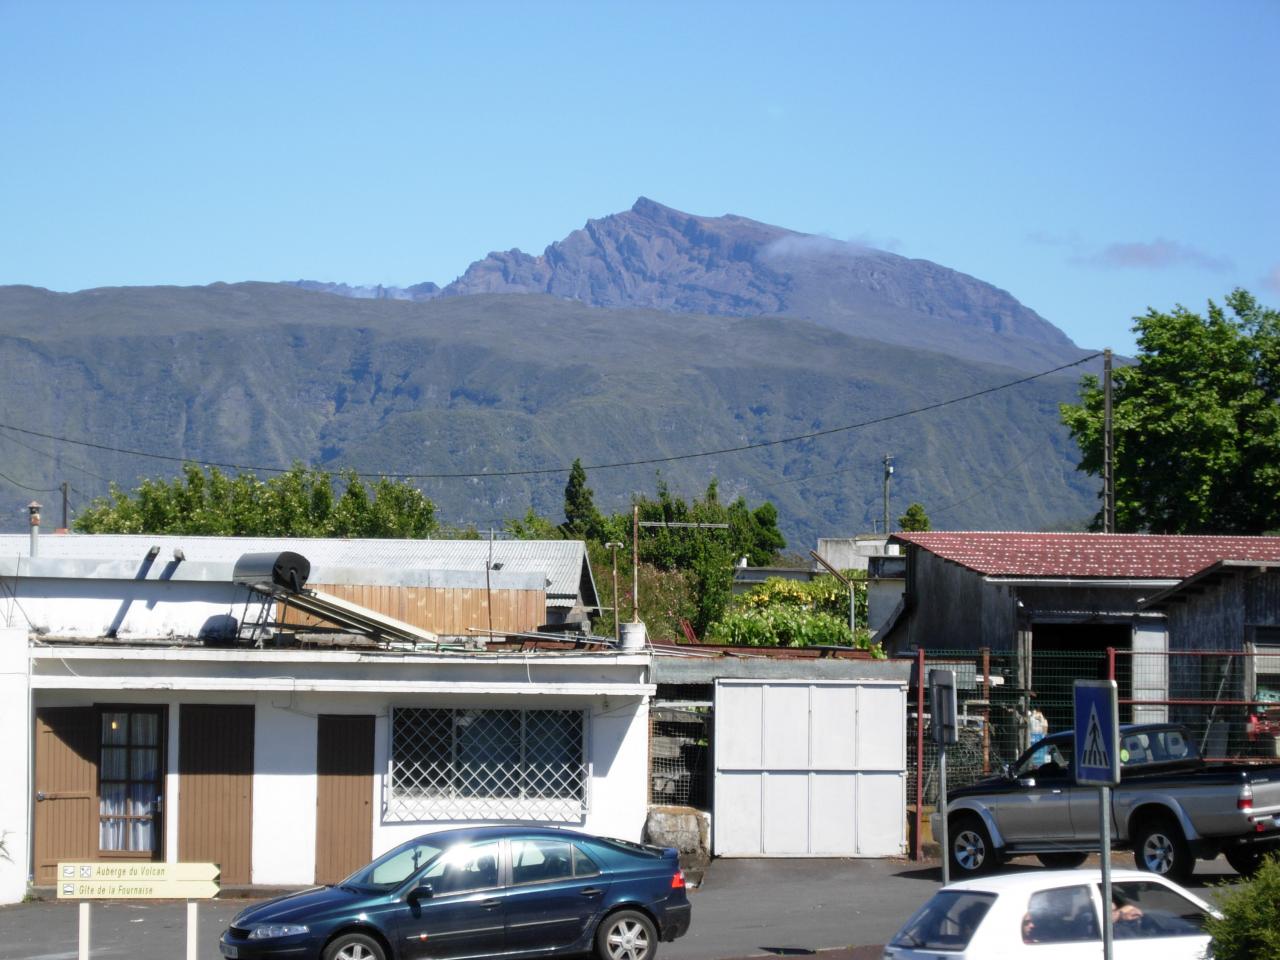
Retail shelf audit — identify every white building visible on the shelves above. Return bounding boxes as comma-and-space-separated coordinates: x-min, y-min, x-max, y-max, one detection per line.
0, 534, 648, 905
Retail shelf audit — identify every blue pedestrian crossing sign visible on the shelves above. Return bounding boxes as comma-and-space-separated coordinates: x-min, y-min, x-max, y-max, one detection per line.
1074, 680, 1120, 786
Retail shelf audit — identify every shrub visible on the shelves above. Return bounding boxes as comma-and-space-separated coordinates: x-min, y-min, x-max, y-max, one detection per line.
1204, 852, 1280, 960
739, 573, 868, 625
705, 606, 882, 655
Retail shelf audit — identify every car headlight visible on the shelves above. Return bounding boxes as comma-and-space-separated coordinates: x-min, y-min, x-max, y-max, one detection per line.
247, 923, 310, 939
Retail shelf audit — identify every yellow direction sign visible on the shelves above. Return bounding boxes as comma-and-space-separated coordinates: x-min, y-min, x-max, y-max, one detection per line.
57, 862, 220, 899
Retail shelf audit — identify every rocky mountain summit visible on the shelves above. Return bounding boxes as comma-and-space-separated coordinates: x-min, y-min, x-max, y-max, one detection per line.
294, 198, 1084, 370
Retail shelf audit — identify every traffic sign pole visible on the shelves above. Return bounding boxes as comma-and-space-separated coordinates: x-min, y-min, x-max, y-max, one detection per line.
1074, 680, 1119, 960
1100, 783, 1113, 960
939, 742, 949, 885
931, 670, 958, 886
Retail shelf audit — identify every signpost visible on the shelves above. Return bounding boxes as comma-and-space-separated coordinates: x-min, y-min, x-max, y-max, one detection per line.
57, 861, 220, 899
58, 862, 219, 960
1074, 680, 1119, 960
930, 669, 958, 884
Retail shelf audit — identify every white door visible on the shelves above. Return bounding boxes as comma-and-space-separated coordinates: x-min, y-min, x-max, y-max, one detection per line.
712, 679, 906, 857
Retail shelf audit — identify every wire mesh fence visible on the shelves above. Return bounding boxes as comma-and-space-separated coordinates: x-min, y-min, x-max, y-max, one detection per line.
649, 704, 711, 809
1122, 648, 1280, 761
907, 648, 1110, 806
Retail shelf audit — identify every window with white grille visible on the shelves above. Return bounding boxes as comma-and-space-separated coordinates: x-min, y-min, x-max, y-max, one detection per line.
387, 707, 588, 822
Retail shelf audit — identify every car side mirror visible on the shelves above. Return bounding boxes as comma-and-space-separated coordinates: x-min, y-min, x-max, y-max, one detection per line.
1018, 777, 1036, 788
407, 881, 434, 902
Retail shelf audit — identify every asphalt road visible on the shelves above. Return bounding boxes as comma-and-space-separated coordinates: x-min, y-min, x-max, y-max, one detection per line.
0, 854, 1245, 960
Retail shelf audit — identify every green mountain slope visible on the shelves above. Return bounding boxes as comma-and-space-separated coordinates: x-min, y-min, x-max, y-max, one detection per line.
0, 283, 1096, 544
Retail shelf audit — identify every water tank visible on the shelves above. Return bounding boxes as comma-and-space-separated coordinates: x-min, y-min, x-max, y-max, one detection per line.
231, 551, 311, 592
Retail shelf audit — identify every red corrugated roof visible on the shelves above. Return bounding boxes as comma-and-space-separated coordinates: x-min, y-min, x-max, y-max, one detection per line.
890, 532, 1280, 579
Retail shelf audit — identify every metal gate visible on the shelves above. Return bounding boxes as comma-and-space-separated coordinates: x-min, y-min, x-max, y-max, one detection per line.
713, 679, 906, 857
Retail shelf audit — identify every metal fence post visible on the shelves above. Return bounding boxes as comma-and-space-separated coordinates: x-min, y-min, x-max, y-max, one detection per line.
914, 647, 925, 860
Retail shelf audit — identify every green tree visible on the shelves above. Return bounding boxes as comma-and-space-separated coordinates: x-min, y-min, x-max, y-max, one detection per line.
74, 463, 439, 538
898, 502, 931, 532
562, 458, 603, 540
1061, 289, 1280, 533
503, 507, 563, 541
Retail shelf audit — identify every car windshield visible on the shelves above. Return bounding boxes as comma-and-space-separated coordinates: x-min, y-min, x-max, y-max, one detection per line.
890, 890, 995, 951
341, 837, 446, 891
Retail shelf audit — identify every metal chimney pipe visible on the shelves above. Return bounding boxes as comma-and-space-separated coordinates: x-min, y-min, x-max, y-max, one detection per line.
28, 501, 41, 557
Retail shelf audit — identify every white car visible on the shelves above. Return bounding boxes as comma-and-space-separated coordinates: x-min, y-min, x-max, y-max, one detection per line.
882, 868, 1220, 959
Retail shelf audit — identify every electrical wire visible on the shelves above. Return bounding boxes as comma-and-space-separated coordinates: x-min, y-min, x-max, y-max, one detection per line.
0, 352, 1101, 481
0, 471, 60, 494
0, 427, 115, 485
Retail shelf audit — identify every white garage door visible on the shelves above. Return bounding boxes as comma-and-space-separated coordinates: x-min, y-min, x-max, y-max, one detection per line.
713, 679, 906, 857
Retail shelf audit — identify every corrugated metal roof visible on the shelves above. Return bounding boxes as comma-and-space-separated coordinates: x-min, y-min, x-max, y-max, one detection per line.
0, 534, 594, 607
890, 532, 1280, 579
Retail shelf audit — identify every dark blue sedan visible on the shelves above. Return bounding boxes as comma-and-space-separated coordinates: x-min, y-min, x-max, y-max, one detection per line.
219, 826, 692, 960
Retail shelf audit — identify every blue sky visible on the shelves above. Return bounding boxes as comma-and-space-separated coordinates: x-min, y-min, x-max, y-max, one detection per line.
2, 0, 1276, 354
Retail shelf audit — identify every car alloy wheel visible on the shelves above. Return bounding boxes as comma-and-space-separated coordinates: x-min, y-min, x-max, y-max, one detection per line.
954, 830, 986, 871
598, 909, 656, 960
949, 814, 996, 876
1133, 817, 1192, 883
323, 932, 386, 960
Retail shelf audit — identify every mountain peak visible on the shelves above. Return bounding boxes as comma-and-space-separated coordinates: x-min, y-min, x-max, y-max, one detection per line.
434, 200, 1079, 366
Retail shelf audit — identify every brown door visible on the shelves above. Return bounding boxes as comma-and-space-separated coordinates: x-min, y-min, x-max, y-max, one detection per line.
179, 705, 254, 885
33, 707, 97, 884
315, 715, 375, 884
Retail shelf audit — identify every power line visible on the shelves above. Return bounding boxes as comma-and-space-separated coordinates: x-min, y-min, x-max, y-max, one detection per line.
0, 426, 115, 485
0, 470, 60, 494
0, 352, 1101, 482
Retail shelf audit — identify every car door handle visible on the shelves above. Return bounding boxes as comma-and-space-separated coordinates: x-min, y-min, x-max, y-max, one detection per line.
480, 898, 501, 908
1051, 789, 1063, 794
580, 888, 603, 897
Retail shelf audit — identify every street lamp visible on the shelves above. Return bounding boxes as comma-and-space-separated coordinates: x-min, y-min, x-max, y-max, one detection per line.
605, 542, 624, 646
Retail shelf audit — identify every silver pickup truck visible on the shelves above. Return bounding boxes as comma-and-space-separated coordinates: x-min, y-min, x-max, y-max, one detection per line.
936, 722, 1280, 882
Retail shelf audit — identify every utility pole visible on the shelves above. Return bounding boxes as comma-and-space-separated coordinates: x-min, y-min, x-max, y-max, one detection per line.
61, 481, 69, 532
1103, 349, 1114, 533
882, 454, 894, 536
631, 505, 640, 623
605, 541, 624, 646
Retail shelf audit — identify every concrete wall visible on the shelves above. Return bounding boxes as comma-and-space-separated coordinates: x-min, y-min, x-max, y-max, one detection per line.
1, 575, 248, 640
31, 685, 650, 888
815, 537, 896, 573
0, 628, 30, 904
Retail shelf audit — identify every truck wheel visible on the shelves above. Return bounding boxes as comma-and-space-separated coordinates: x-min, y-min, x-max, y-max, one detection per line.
1133, 817, 1193, 883
1225, 847, 1265, 877
949, 815, 998, 877
1037, 852, 1088, 869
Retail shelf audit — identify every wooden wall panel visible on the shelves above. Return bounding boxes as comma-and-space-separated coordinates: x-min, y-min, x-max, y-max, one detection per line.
314, 715, 375, 884
281, 585, 547, 637
179, 705, 254, 885
33, 708, 97, 885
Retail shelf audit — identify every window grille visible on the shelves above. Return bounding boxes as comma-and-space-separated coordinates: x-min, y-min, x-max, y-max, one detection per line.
387, 707, 588, 822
